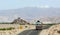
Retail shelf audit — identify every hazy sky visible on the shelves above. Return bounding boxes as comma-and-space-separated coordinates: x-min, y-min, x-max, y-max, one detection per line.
0, 0, 60, 22
0, 0, 60, 10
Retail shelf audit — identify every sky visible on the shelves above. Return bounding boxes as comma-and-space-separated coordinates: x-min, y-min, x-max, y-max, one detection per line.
0, 0, 60, 10
0, 0, 60, 22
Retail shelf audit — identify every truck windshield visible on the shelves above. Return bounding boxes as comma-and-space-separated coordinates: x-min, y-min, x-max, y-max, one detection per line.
36, 20, 41, 25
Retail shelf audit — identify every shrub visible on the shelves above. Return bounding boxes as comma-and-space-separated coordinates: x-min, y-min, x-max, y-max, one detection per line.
0, 27, 15, 30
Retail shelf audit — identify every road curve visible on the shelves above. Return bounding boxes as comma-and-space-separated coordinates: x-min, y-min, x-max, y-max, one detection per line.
18, 29, 41, 35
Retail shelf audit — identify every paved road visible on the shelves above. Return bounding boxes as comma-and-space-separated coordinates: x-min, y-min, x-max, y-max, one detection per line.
18, 29, 41, 35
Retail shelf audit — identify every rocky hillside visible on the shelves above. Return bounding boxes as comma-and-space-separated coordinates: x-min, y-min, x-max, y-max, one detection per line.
11, 17, 30, 25
30, 16, 60, 24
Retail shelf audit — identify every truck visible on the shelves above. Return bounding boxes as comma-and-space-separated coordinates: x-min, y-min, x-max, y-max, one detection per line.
35, 20, 43, 30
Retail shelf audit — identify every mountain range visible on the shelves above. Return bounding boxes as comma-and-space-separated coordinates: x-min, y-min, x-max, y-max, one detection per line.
0, 7, 60, 22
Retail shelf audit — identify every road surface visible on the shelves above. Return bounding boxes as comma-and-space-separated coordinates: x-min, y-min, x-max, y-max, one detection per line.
18, 29, 41, 35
